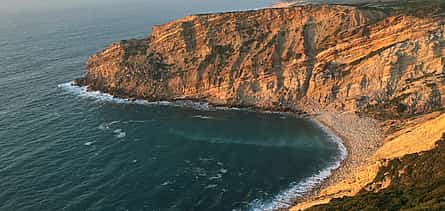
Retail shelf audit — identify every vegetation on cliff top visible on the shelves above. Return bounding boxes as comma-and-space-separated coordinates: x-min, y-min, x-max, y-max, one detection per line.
358, 0, 445, 16
307, 133, 445, 210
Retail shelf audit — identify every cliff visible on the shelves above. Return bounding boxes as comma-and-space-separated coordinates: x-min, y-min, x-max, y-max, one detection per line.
76, 1, 445, 210
77, 2, 445, 115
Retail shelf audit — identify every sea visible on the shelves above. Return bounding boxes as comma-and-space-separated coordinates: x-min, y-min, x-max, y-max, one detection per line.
0, 0, 345, 210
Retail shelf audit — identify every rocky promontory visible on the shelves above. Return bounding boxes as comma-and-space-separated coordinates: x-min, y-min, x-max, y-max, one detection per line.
76, 0, 445, 210
77, 2, 445, 116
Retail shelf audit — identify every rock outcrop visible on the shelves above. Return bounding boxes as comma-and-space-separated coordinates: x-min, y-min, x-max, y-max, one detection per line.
76, 1, 445, 210
77, 3, 445, 116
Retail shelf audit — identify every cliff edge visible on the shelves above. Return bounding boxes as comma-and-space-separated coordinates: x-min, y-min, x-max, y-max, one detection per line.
76, 0, 445, 210
77, 2, 445, 116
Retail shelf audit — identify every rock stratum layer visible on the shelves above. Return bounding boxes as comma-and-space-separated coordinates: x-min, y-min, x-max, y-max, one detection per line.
77, 1, 445, 210
78, 3, 445, 116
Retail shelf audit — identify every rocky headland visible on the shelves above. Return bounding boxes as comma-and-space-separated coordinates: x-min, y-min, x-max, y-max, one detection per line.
75, 0, 445, 210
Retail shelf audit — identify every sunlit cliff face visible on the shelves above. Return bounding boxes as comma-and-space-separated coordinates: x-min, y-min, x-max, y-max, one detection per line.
79, 4, 445, 117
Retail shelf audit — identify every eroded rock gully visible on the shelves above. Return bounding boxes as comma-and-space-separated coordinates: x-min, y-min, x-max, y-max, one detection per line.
77, 4, 445, 116
75, 2, 445, 210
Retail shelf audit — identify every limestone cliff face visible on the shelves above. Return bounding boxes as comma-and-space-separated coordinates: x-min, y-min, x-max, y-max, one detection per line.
79, 4, 445, 116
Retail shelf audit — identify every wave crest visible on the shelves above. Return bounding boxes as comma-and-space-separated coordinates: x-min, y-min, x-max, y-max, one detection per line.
59, 81, 347, 211
247, 121, 347, 210
58, 82, 211, 109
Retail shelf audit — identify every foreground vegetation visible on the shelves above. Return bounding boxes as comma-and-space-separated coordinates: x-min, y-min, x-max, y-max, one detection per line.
307, 133, 445, 210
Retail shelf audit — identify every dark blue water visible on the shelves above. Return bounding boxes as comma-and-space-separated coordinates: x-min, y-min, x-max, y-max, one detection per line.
0, 1, 343, 210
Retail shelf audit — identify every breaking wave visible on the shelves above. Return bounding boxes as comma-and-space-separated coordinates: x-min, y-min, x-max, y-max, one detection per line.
59, 81, 348, 210
58, 82, 255, 112
247, 121, 347, 211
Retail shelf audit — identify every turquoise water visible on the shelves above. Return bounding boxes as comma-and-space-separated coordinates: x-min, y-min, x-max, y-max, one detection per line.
0, 1, 343, 210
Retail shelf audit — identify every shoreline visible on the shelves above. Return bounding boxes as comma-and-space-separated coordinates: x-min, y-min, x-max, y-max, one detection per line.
293, 115, 355, 205
59, 81, 381, 210
274, 115, 350, 208
252, 114, 349, 210
291, 112, 384, 210
292, 111, 445, 210
307, 116, 350, 190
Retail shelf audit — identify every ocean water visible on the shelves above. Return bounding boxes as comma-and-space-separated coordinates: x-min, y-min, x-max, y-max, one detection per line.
0, 1, 344, 210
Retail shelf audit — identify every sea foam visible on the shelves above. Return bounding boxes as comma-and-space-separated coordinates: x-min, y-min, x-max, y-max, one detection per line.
84, 141, 94, 146
58, 82, 214, 110
192, 115, 215, 120
59, 81, 348, 210
113, 129, 126, 138
247, 121, 347, 211
58, 82, 294, 115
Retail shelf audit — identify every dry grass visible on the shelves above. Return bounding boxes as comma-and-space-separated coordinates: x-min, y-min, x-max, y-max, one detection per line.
291, 112, 445, 210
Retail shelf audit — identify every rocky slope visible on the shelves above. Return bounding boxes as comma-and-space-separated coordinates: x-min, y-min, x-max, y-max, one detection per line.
77, 1, 445, 115
307, 132, 445, 210
76, 0, 445, 210
291, 111, 445, 210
